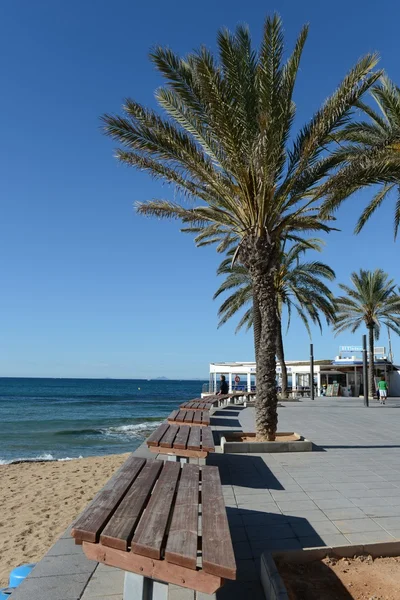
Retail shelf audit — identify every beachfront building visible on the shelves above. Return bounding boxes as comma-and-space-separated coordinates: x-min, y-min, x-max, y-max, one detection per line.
204, 346, 400, 397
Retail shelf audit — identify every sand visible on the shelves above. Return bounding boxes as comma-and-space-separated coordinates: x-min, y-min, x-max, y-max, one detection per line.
0, 453, 130, 587
277, 555, 400, 600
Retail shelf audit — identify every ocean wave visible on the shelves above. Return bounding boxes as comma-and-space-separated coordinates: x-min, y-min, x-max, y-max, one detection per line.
0, 453, 83, 465
103, 421, 163, 437
52, 419, 164, 438
56, 428, 104, 436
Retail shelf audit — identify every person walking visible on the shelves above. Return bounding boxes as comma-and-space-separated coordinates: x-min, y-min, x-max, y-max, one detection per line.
378, 377, 388, 405
218, 375, 229, 395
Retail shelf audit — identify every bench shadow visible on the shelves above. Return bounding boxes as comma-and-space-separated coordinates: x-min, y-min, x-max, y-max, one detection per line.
207, 453, 285, 490
217, 506, 353, 600
210, 417, 241, 427
212, 410, 242, 417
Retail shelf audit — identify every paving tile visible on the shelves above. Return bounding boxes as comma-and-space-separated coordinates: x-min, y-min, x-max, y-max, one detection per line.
250, 538, 302, 557
10, 573, 91, 600
233, 541, 253, 560
364, 481, 399, 489
346, 489, 380, 499
285, 509, 330, 522
332, 518, 384, 534
344, 531, 395, 544
291, 520, 340, 536
373, 517, 400, 531
313, 498, 355, 510
245, 524, 296, 541
333, 483, 368, 491
236, 493, 275, 504
238, 503, 282, 514
212, 580, 265, 600
278, 500, 317, 512
46, 538, 84, 556
299, 534, 349, 548
230, 526, 248, 542
298, 483, 335, 492
29, 554, 95, 578
322, 507, 366, 520
269, 492, 310, 502
362, 506, 400, 518
305, 491, 344, 500
235, 559, 259, 582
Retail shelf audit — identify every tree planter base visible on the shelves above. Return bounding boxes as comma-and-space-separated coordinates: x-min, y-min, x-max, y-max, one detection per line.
220, 432, 312, 453
261, 541, 400, 600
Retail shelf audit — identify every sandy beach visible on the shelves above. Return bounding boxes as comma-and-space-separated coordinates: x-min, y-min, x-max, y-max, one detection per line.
0, 453, 129, 587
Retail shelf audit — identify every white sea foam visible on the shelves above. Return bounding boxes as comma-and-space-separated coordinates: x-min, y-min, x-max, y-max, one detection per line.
0, 453, 83, 465
103, 421, 163, 437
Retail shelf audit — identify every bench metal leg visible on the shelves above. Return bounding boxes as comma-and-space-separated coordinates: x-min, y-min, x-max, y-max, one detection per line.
124, 572, 168, 600
166, 454, 188, 463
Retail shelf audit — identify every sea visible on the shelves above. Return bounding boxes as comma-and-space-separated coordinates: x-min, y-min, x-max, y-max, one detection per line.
0, 378, 206, 464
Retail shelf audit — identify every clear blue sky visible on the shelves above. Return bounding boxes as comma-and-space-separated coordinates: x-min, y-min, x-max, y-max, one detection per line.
1, 0, 399, 379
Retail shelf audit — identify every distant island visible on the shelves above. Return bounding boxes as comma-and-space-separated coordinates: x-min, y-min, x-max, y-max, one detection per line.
152, 377, 169, 381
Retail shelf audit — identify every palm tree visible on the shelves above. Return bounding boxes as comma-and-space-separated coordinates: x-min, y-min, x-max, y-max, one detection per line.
334, 269, 400, 398
102, 15, 380, 439
320, 76, 400, 237
213, 240, 336, 397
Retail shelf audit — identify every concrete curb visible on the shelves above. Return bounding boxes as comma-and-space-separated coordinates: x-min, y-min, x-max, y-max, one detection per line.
220, 432, 312, 453
260, 540, 400, 599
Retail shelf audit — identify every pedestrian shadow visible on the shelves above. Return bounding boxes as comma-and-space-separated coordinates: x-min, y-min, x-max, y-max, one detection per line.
207, 453, 284, 490
216, 505, 353, 600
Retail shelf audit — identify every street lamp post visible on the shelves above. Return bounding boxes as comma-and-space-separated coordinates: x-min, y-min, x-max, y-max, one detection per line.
310, 343, 315, 400
362, 334, 369, 407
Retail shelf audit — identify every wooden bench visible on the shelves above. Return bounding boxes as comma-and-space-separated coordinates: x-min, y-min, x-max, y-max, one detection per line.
179, 399, 216, 410
72, 456, 236, 599
167, 409, 210, 427
146, 422, 215, 459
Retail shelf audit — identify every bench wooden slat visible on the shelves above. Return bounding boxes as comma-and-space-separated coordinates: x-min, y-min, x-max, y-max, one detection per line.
146, 423, 170, 447
72, 456, 146, 543
168, 409, 179, 421
202, 411, 210, 426
193, 411, 202, 425
201, 466, 236, 579
100, 460, 163, 550
183, 410, 194, 424
131, 461, 181, 560
176, 410, 187, 422
165, 464, 199, 569
159, 424, 179, 448
173, 425, 190, 450
187, 426, 201, 451
201, 427, 215, 453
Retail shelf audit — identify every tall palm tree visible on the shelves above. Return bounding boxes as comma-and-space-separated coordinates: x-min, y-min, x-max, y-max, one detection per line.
214, 240, 336, 396
334, 269, 400, 398
102, 15, 380, 439
320, 76, 400, 236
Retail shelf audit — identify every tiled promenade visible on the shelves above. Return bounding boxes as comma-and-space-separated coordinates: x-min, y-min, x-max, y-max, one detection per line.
11, 397, 400, 599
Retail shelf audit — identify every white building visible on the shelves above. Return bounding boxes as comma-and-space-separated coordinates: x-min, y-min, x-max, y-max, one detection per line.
204, 346, 400, 397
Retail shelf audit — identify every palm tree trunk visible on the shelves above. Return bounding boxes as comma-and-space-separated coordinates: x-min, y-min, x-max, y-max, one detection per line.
368, 325, 375, 399
276, 320, 288, 398
253, 290, 262, 362
254, 270, 278, 440
242, 238, 278, 441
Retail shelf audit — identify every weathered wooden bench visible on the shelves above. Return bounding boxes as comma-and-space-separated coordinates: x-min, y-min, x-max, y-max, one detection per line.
72, 456, 236, 599
146, 422, 215, 459
179, 400, 216, 410
167, 409, 210, 427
